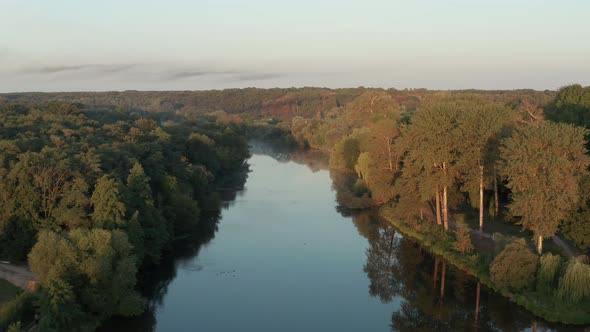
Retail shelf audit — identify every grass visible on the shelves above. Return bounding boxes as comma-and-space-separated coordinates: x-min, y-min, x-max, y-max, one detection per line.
380, 205, 590, 325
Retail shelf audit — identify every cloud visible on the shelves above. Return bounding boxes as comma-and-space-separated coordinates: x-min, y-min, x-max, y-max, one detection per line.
161, 69, 235, 81
14, 62, 287, 84
162, 68, 285, 82
20, 63, 135, 75
232, 72, 286, 82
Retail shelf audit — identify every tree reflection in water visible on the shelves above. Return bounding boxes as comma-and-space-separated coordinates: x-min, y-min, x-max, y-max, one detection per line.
352, 212, 579, 332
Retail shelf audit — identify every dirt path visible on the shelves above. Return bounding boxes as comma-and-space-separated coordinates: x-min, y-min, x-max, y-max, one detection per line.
421, 209, 578, 258
0, 262, 37, 290
551, 235, 578, 258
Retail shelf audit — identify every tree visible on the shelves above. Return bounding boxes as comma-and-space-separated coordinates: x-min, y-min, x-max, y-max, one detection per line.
29, 229, 144, 331
329, 135, 360, 171
500, 121, 589, 253
126, 162, 153, 209
545, 84, 590, 129
455, 99, 512, 232
53, 177, 90, 229
557, 259, 590, 303
126, 162, 168, 264
91, 176, 126, 229
403, 97, 461, 231
537, 253, 561, 292
561, 175, 590, 250
354, 152, 396, 204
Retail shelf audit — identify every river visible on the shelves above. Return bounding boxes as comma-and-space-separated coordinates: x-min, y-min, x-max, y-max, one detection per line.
100, 147, 580, 332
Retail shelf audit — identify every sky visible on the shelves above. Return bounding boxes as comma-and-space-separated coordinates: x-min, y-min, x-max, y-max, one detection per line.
1, 0, 589, 92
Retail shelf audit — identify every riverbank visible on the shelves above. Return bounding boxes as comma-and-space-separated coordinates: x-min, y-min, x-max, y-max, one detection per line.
379, 205, 590, 326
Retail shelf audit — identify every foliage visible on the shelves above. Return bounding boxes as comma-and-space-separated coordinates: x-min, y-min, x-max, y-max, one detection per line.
537, 253, 561, 292
489, 239, 538, 291
329, 135, 360, 171
91, 176, 126, 229
0, 292, 35, 332
560, 175, 590, 250
453, 220, 474, 254
500, 121, 589, 249
29, 229, 145, 331
545, 84, 590, 129
557, 259, 590, 303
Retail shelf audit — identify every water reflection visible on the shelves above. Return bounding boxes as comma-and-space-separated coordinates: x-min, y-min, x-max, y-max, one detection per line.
350, 214, 582, 332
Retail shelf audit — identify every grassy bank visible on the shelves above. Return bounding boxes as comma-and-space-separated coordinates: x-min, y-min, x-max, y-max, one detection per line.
379, 205, 590, 325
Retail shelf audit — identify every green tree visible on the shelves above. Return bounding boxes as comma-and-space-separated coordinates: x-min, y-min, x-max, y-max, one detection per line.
560, 175, 590, 250
126, 162, 168, 264
90, 176, 126, 229
29, 229, 144, 331
402, 97, 461, 230
329, 135, 360, 171
455, 99, 512, 232
557, 259, 590, 303
354, 152, 396, 204
537, 253, 561, 292
53, 177, 90, 229
545, 84, 590, 129
500, 122, 589, 253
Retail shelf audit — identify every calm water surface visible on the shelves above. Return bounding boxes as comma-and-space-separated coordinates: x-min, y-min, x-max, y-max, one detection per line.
101, 148, 582, 332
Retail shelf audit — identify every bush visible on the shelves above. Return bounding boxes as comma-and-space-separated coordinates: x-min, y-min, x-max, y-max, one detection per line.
490, 238, 538, 291
537, 253, 561, 292
557, 259, 590, 303
0, 292, 36, 331
453, 220, 474, 253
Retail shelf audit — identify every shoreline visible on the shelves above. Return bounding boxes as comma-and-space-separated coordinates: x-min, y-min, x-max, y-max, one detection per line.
379, 205, 590, 326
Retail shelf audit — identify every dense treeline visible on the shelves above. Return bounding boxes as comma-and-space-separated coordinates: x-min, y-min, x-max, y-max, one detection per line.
0, 101, 249, 330
1, 85, 589, 326
290, 87, 590, 254
0, 87, 554, 122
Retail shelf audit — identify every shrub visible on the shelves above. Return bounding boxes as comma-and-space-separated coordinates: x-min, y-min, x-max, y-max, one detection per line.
0, 292, 36, 331
557, 259, 590, 303
454, 220, 474, 253
490, 238, 538, 291
537, 253, 562, 292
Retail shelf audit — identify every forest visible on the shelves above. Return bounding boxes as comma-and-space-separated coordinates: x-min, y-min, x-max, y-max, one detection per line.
1, 84, 590, 329
0, 101, 249, 331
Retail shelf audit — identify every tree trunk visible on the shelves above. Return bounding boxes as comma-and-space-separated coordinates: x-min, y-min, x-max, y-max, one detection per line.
537, 235, 543, 254
386, 138, 393, 171
420, 208, 424, 220
443, 185, 449, 231
435, 191, 442, 226
494, 166, 499, 217
442, 162, 449, 232
479, 165, 484, 233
